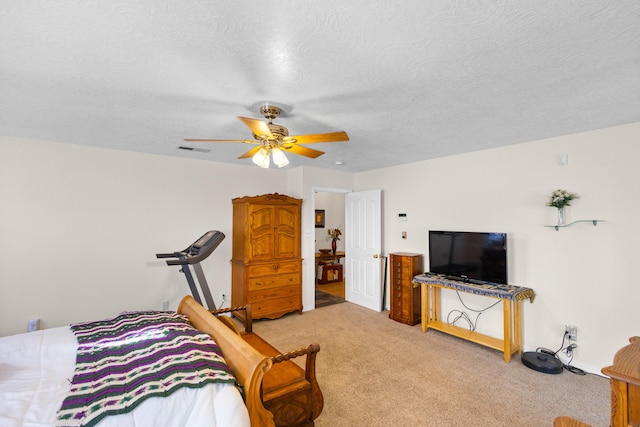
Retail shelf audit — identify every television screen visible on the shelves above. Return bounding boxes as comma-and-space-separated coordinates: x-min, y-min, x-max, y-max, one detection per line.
428, 230, 507, 284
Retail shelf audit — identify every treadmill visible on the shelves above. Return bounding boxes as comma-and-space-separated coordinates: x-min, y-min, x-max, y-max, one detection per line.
156, 230, 224, 310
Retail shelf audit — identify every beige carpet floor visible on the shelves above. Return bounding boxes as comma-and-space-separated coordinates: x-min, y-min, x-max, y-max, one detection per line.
249, 302, 610, 427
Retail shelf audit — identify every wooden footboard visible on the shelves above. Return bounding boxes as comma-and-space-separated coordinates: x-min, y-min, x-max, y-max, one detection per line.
178, 295, 275, 427
212, 305, 324, 427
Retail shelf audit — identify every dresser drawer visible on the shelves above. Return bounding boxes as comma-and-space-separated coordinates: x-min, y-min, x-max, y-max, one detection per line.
248, 273, 300, 291
392, 272, 413, 287
247, 261, 300, 277
247, 284, 300, 303
393, 262, 416, 285
250, 294, 301, 318
393, 285, 409, 320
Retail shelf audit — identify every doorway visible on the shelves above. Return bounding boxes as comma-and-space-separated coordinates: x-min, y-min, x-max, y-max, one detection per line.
311, 187, 382, 311
313, 189, 347, 306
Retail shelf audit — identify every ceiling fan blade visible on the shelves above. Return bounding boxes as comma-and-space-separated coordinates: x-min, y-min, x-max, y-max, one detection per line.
285, 131, 349, 144
238, 146, 263, 159
184, 138, 256, 143
283, 144, 325, 159
238, 116, 274, 139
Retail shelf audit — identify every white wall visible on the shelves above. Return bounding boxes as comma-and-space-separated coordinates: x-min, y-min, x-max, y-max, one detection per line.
314, 192, 346, 253
0, 138, 354, 337
0, 136, 292, 336
355, 122, 640, 373
2, 122, 638, 374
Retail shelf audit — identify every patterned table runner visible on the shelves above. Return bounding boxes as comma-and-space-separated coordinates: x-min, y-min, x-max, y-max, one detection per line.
413, 274, 536, 302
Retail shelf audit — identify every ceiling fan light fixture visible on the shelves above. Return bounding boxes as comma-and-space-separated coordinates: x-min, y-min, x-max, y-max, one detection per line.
252, 147, 270, 168
186, 104, 348, 166
271, 147, 289, 168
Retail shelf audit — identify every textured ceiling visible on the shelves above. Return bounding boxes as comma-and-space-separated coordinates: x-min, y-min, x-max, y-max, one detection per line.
1, 1, 639, 172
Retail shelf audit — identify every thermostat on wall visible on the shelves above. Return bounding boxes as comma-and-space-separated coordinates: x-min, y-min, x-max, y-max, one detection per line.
398, 213, 407, 222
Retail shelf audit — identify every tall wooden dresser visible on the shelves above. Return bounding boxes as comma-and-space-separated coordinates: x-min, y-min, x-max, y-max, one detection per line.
231, 193, 303, 320
389, 252, 423, 325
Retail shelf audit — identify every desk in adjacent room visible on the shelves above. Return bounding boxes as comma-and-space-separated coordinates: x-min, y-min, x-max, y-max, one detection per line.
413, 274, 536, 362
315, 251, 345, 284
315, 251, 345, 265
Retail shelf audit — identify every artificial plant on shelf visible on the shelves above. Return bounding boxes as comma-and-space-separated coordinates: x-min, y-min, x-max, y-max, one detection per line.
326, 226, 342, 254
546, 189, 580, 225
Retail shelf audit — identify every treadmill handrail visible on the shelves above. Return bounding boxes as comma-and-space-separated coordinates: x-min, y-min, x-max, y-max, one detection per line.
156, 251, 185, 259
155, 230, 225, 265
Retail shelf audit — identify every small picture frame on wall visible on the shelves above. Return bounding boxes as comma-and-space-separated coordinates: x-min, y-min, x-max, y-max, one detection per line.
315, 210, 325, 228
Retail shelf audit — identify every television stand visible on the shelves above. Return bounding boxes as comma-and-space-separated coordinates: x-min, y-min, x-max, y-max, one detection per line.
413, 274, 536, 362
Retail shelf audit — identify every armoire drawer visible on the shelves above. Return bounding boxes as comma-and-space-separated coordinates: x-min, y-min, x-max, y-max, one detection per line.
247, 261, 300, 277
250, 295, 302, 318
246, 284, 300, 304
248, 273, 300, 291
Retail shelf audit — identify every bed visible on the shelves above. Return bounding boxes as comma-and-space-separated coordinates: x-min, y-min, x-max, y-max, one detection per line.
0, 296, 275, 427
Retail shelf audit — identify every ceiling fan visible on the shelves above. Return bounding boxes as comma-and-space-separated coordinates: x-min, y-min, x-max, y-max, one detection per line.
184, 105, 349, 168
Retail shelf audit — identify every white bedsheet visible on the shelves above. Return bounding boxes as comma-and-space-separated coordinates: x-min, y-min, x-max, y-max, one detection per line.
0, 327, 250, 427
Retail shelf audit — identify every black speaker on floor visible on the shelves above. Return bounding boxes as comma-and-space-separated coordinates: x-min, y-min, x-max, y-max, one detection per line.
521, 351, 564, 374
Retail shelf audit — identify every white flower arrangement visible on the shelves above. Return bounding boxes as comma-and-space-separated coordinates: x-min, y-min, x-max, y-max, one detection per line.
546, 189, 580, 209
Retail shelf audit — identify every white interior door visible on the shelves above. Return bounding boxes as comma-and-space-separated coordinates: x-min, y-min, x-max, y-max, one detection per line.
345, 189, 382, 311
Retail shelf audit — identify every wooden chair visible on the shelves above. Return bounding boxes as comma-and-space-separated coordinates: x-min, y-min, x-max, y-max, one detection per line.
554, 336, 640, 427
211, 305, 323, 427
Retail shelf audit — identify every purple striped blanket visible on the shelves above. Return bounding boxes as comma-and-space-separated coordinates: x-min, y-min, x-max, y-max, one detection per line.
56, 311, 236, 427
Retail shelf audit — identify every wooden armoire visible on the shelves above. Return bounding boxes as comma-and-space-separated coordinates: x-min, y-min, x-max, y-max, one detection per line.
231, 193, 303, 320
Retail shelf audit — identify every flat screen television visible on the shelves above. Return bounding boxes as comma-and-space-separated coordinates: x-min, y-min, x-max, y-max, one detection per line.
428, 230, 508, 285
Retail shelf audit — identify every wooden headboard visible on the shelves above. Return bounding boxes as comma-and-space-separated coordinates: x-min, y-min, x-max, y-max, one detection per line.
177, 295, 275, 427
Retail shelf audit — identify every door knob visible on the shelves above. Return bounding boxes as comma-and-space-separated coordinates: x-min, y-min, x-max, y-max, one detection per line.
373, 254, 379, 258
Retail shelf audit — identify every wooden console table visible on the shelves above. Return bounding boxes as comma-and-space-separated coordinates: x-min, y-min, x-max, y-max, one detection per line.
413, 274, 536, 362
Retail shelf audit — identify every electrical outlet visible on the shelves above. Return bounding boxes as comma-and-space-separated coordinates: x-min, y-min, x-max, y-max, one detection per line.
161, 300, 169, 311
27, 318, 40, 332
565, 325, 578, 342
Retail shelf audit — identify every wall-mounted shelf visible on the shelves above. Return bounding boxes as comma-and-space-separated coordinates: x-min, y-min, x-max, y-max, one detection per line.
545, 220, 604, 231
